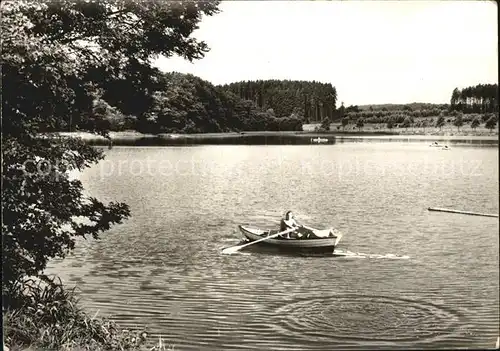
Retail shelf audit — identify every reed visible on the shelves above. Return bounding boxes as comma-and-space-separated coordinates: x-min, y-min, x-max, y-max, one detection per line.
3, 276, 150, 350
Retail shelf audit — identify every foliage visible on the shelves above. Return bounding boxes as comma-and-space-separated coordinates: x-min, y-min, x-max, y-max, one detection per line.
435, 116, 446, 130
470, 117, 480, 130
320, 118, 331, 131
4, 276, 150, 350
337, 102, 346, 119
219, 80, 337, 123
453, 114, 464, 131
345, 108, 442, 122
89, 99, 137, 132
2, 0, 221, 306
356, 102, 447, 112
450, 84, 498, 113
401, 116, 413, 130
482, 112, 495, 123
386, 120, 394, 129
420, 119, 429, 130
485, 115, 498, 131
356, 118, 364, 130
131, 73, 304, 133
139, 72, 225, 133
341, 117, 349, 130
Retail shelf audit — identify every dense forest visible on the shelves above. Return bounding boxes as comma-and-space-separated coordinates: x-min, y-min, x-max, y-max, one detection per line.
53, 71, 343, 133
219, 80, 337, 123
71, 76, 499, 133
450, 84, 498, 113
51, 68, 496, 135
66, 75, 500, 133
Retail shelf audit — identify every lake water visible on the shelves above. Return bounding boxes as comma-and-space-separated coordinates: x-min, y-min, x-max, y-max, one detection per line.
47, 142, 499, 350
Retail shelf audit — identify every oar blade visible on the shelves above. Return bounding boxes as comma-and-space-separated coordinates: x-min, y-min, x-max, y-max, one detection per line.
221, 246, 241, 255
334, 232, 343, 247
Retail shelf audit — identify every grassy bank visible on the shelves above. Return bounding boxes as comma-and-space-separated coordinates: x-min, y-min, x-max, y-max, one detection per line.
304, 123, 499, 137
3, 277, 165, 351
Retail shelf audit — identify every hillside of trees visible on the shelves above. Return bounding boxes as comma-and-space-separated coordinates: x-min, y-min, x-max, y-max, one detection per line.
355, 103, 447, 112
55, 69, 497, 135
330, 84, 498, 132
57, 75, 499, 134
450, 83, 498, 113
55, 73, 342, 133
218, 80, 337, 124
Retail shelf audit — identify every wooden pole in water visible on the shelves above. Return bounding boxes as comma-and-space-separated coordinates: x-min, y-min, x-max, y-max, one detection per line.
428, 207, 499, 218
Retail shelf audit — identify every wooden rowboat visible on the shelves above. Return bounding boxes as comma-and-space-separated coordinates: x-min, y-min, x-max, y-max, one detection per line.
238, 225, 342, 253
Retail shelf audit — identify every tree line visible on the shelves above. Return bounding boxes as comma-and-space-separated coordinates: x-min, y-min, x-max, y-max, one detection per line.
337, 112, 497, 132
219, 80, 337, 123
450, 83, 498, 113
334, 85, 498, 131
48, 71, 339, 134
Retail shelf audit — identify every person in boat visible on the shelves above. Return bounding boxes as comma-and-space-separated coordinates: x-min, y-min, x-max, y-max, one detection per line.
280, 211, 315, 239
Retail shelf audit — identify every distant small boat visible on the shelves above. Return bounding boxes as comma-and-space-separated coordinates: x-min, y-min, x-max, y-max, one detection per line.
441, 145, 450, 150
238, 225, 342, 253
429, 142, 441, 147
311, 137, 328, 144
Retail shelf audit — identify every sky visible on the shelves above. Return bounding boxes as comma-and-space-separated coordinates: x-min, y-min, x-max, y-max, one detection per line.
154, 1, 498, 106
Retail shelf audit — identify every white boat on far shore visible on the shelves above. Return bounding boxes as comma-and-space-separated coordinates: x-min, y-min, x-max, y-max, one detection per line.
311, 137, 329, 144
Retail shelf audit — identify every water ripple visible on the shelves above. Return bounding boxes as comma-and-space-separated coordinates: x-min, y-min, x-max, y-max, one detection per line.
46, 145, 499, 350
273, 294, 464, 346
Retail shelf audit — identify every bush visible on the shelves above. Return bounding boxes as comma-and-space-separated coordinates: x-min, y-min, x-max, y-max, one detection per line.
341, 117, 349, 130
471, 117, 480, 130
436, 116, 446, 130
453, 115, 464, 130
356, 118, 364, 130
274, 116, 303, 131
482, 113, 494, 123
401, 116, 413, 130
485, 116, 498, 131
4, 276, 149, 351
320, 118, 330, 131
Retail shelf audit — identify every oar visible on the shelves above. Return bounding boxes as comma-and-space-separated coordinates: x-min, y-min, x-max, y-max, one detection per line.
333, 230, 343, 246
222, 227, 299, 255
428, 207, 498, 218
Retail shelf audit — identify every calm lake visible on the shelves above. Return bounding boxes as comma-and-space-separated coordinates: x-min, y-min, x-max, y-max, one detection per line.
47, 141, 499, 350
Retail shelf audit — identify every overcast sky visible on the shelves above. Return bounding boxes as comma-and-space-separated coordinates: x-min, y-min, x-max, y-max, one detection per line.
154, 1, 498, 106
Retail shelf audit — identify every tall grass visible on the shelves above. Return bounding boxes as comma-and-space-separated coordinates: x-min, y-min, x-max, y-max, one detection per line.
3, 276, 154, 350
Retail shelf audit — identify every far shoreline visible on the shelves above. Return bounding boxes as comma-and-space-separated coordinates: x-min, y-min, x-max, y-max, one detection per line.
52, 129, 499, 146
